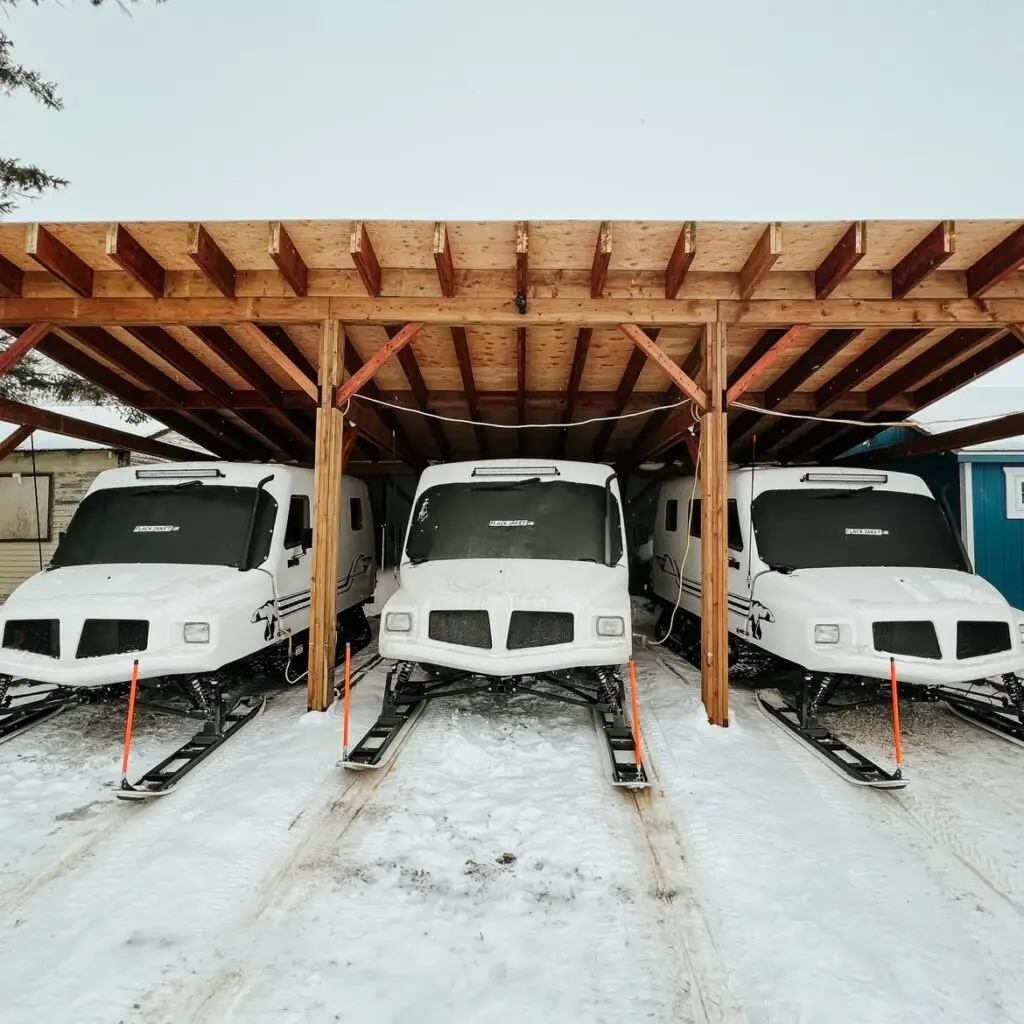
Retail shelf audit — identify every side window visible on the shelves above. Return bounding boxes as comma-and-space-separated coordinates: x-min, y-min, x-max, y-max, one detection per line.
728, 501, 744, 552
664, 499, 678, 533
284, 495, 310, 549
687, 499, 745, 552
350, 497, 364, 532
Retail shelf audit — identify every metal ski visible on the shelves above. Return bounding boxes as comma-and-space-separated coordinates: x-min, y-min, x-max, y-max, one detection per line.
756, 688, 907, 789
117, 695, 266, 800
592, 705, 649, 788
340, 661, 426, 771
937, 687, 1024, 748
0, 682, 71, 744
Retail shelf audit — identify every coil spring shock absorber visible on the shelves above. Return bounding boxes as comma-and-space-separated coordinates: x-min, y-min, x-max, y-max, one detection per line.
1004, 673, 1024, 717
0, 675, 10, 707
188, 677, 213, 713
594, 666, 620, 708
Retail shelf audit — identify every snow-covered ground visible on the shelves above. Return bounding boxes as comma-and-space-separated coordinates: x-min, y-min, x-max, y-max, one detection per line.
2, 626, 1024, 1024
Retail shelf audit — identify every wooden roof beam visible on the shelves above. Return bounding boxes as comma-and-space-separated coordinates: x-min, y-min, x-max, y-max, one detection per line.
619, 323, 707, 409
665, 222, 696, 299
516, 222, 529, 301
268, 223, 309, 297
26, 225, 93, 297
106, 223, 166, 297
912, 328, 1024, 407
867, 327, 1003, 408
233, 321, 318, 401
814, 328, 930, 411
591, 221, 612, 298
864, 411, 1024, 461
890, 221, 955, 299
629, 405, 698, 465
433, 223, 456, 298
556, 326, 594, 456
343, 395, 423, 470
336, 321, 423, 408
763, 329, 859, 410
517, 327, 527, 428
726, 325, 807, 405
0, 397, 214, 462
188, 224, 236, 298
0, 424, 34, 461
340, 426, 359, 472
351, 221, 381, 297
966, 224, 1024, 298
815, 222, 866, 299
387, 325, 452, 460
739, 223, 781, 300
0, 255, 23, 299
592, 343, 650, 460
0, 322, 52, 376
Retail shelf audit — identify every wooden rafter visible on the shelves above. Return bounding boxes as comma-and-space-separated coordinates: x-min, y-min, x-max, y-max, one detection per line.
739, 223, 781, 300
350, 221, 381, 298
106, 223, 165, 297
336, 321, 423, 408
26, 225, 93, 297
591, 221, 612, 298
913, 330, 1024, 407
556, 327, 594, 456
726, 325, 806, 405
433, 223, 456, 298
814, 328, 930, 411
517, 325, 527, 427
866, 327, 1003, 408
815, 222, 866, 299
665, 222, 696, 299
890, 221, 955, 299
0, 321, 52, 376
619, 323, 707, 409
0, 254, 23, 298
387, 325, 451, 460
966, 224, 1024, 298
233, 321, 318, 401
258, 325, 316, 380
188, 224, 236, 298
763, 329, 859, 409
861, 411, 1024, 461
592, 343, 650, 461
0, 397, 214, 461
449, 325, 486, 453
340, 426, 359, 471
268, 223, 309, 297
0, 425, 34, 462
631, 406, 698, 465
516, 222, 529, 297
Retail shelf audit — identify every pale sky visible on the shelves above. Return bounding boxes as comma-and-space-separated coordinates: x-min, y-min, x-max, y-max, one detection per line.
4, 0, 1024, 396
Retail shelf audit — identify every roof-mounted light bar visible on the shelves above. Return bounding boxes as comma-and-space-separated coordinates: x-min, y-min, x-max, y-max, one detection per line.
135, 467, 226, 480
471, 465, 560, 477
801, 471, 888, 485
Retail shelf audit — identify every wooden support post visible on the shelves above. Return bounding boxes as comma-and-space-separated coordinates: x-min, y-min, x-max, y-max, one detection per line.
308, 319, 345, 712
700, 322, 729, 727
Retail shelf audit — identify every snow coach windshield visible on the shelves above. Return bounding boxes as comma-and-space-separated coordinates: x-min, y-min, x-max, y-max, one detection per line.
404, 479, 624, 564
751, 488, 968, 572
51, 484, 279, 569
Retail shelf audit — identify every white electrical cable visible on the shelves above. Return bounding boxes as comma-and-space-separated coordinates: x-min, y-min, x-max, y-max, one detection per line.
731, 401, 1024, 432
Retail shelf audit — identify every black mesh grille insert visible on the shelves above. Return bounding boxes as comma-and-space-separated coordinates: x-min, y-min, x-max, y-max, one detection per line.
956, 621, 1011, 660
76, 619, 149, 659
872, 621, 941, 660
2, 619, 60, 658
428, 610, 492, 649
507, 611, 574, 650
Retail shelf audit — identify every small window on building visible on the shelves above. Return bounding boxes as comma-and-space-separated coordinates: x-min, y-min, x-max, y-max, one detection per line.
284, 495, 310, 549
350, 497, 364, 532
665, 499, 678, 533
687, 499, 745, 553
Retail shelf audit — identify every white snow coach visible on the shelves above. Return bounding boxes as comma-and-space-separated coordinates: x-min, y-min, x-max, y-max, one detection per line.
651, 464, 1024, 787
343, 459, 647, 787
0, 462, 375, 793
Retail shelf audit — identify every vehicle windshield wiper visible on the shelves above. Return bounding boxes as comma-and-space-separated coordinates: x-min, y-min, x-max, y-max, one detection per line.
470, 477, 543, 491
809, 486, 874, 499
406, 556, 431, 565
766, 563, 797, 574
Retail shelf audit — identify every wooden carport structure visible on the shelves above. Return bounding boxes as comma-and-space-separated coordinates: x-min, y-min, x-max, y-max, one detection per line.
3, 217, 1024, 726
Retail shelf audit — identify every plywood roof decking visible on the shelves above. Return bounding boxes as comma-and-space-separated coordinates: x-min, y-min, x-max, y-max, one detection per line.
3, 218, 1024, 468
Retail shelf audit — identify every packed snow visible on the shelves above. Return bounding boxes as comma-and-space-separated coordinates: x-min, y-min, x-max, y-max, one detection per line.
2, 619, 1024, 1023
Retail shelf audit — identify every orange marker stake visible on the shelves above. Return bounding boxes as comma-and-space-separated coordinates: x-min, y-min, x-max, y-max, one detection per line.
628, 658, 643, 771
890, 656, 903, 779
120, 659, 141, 788
342, 642, 352, 759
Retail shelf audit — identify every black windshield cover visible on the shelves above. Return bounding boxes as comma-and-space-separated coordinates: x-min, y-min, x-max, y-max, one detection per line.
751, 488, 968, 571
52, 485, 278, 568
405, 479, 623, 564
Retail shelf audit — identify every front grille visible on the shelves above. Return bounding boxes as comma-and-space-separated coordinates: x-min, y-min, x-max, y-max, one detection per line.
507, 611, 574, 650
872, 621, 941, 660
428, 610, 492, 649
76, 619, 150, 659
956, 621, 1011, 660
2, 619, 60, 658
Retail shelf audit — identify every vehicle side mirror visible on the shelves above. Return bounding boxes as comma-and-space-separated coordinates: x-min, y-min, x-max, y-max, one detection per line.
301, 526, 314, 551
